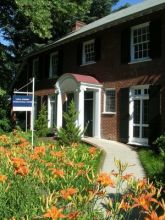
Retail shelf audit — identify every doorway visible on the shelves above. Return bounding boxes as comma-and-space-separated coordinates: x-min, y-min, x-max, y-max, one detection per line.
84, 91, 93, 136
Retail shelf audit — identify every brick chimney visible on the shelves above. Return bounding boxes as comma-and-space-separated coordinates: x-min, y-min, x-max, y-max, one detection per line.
72, 21, 86, 31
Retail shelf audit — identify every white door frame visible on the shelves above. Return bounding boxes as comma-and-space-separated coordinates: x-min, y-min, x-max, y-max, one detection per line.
55, 74, 102, 138
129, 85, 149, 146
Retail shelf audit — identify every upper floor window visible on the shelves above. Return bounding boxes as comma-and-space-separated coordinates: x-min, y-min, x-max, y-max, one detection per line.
49, 52, 58, 78
33, 58, 39, 77
104, 89, 116, 113
82, 39, 95, 65
131, 22, 150, 62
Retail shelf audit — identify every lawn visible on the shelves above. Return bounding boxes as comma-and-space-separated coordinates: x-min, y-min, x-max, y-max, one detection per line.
138, 148, 165, 187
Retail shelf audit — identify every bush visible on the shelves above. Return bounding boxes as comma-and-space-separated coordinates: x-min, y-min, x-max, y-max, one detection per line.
57, 100, 82, 146
0, 88, 11, 133
155, 133, 165, 156
35, 104, 49, 137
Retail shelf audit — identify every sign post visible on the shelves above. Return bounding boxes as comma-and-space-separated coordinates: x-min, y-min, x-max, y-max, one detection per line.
31, 77, 35, 148
13, 78, 35, 148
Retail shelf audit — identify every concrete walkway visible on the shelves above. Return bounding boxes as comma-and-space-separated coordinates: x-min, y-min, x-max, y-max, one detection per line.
83, 137, 145, 180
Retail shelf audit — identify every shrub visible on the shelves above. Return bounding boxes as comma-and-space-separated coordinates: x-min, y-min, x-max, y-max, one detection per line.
0, 88, 11, 133
57, 100, 82, 146
155, 133, 165, 157
35, 104, 49, 137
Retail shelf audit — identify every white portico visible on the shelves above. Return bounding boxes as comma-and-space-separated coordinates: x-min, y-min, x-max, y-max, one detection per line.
55, 73, 102, 138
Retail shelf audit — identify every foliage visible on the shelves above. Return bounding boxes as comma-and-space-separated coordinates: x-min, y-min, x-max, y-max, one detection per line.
0, 88, 11, 133
155, 133, 165, 157
88, 0, 119, 22
138, 148, 165, 188
0, 131, 102, 219
35, 104, 49, 137
57, 100, 82, 146
0, 131, 164, 219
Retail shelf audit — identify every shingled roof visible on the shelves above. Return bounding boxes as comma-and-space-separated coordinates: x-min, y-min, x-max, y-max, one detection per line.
25, 0, 165, 58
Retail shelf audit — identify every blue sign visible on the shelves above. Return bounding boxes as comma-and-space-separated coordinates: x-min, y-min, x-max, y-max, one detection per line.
13, 95, 32, 111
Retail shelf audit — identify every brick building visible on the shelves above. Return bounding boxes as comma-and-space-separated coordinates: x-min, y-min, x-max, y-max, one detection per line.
17, 0, 165, 146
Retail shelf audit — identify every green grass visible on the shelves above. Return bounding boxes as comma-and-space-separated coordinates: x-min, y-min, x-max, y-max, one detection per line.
138, 148, 165, 186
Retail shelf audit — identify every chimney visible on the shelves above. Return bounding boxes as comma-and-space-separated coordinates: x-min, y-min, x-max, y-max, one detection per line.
72, 21, 86, 31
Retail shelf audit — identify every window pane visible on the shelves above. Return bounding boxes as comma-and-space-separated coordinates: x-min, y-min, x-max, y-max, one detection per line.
133, 126, 140, 138
105, 90, 115, 112
142, 127, 148, 138
142, 100, 149, 124
134, 100, 140, 123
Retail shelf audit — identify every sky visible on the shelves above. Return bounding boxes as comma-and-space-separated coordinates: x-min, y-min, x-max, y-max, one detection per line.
0, 0, 144, 46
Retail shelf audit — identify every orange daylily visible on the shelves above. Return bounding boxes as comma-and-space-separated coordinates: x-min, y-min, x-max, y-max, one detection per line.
68, 211, 79, 219
0, 174, 7, 183
50, 151, 65, 158
89, 147, 97, 155
11, 157, 26, 167
14, 165, 29, 176
119, 199, 131, 211
145, 211, 165, 220
97, 173, 114, 187
43, 206, 66, 220
49, 168, 64, 178
133, 194, 158, 211
34, 146, 46, 156
60, 187, 78, 199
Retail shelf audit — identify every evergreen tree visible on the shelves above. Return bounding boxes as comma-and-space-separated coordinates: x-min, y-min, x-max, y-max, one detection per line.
35, 104, 48, 137
57, 100, 82, 146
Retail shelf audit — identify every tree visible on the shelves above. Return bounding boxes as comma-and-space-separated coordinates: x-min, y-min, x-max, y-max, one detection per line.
57, 100, 82, 146
0, 88, 11, 133
35, 104, 49, 137
87, 0, 119, 22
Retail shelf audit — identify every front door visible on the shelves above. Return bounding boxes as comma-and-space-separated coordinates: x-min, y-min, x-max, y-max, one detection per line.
84, 91, 93, 136
129, 86, 149, 145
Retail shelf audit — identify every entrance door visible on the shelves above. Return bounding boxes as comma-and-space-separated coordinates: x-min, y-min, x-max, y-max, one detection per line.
129, 86, 149, 145
84, 91, 93, 136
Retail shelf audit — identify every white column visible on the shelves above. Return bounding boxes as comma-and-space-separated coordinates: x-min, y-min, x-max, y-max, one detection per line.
77, 86, 84, 134
56, 90, 62, 129
47, 96, 51, 128
93, 88, 101, 138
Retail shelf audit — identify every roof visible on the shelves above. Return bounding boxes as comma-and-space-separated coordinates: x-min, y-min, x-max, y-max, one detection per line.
26, 0, 165, 58
72, 73, 100, 84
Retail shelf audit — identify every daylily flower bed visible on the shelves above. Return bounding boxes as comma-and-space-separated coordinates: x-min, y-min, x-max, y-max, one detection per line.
0, 131, 164, 220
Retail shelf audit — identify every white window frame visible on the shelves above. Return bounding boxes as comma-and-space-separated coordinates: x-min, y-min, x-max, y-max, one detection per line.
49, 51, 58, 79
129, 85, 149, 146
82, 39, 95, 65
33, 58, 39, 77
130, 22, 151, 63
103, 89, 116, 114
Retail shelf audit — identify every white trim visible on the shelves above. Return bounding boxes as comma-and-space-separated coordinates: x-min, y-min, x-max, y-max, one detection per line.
129, 85, 149, 146
55, 73, 102, 138
130, 22, 150, 62
49, 51, 58, 79
82, 39, 95, 65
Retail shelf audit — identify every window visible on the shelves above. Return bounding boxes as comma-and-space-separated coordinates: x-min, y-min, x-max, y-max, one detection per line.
82, 39, 95, 65
104, 89, 116, 113
33, 58, 39, 77
49, 52, 58, 78
131, 23, 150, 62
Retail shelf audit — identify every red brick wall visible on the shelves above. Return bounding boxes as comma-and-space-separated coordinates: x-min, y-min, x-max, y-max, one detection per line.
27, 10, 165, 141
